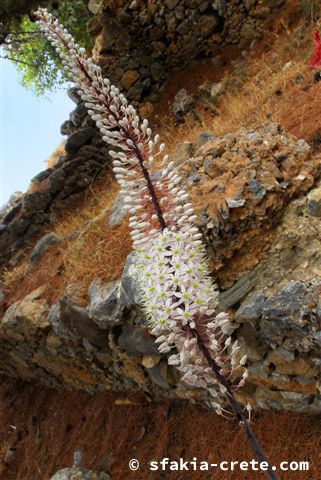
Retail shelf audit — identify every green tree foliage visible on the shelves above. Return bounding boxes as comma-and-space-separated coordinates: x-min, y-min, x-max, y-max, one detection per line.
1, 1, 93, 95
0, 0, 43, 38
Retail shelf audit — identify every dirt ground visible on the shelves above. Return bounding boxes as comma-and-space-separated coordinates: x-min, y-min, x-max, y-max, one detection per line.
0, 377, 320, 480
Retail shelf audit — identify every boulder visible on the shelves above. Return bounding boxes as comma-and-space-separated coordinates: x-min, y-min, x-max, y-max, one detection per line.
107, 193, 126, 227
1, 287, 49, 340
88, 279, 125, 328
59, 298, 108, 347
173, 89, 196, 117
65, 128, 96, 155
118, 325, 159, 356
120, 253, 142, 308
307, 186, 321, 217
50, 468, 110, 480
29, 232, 62, 266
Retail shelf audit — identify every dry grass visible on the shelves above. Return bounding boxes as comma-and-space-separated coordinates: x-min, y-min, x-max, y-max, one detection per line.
52, 170, 119, 237
1, 263, 28, 295
159, 14, 321, 149
46, 141, 66, 169
2, 170, 132, 306
59, 216, 132, 301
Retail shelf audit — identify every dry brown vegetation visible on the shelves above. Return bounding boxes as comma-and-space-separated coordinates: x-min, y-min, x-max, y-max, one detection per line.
159, 5, 321, 152
0, 378, 321, 480
2, 171, 132, 306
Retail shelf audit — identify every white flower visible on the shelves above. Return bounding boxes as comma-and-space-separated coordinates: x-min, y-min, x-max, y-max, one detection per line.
36, 8, 248, 416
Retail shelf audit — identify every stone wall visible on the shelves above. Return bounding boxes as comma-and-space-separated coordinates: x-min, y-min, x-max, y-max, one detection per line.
89, 0, 285, 101
2, 124, 321, 413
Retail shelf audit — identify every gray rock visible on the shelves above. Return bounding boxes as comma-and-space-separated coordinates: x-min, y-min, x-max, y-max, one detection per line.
108, 193, 125, 227
29, 232, 62, 266
219, 271, 256, 310
197, 133, 215, 147
30, 169, 53, 184
67, 87, 82, 104
88, 278, 124, 328
60, 298, 108, 347
88, 0, 104, 14
165, 0, 179, 9
0, 289, 5, 302
175, 5, 185, 19
211, 81, 225, 97
307, 187, 321, 217
70, 103, 88, 128
48, 170, 67, 194
248, 179, 267, 199
173, 89, 195, 117
65, 128, 96, 155
60, 120, 75, 136
172, 142, 195, 166
212, 0, 227, 15
314, 331, 321, 346
48, 304, 72, 340
50, 468, 110, 480
199, 14, 220, 37
239, 282, 321, 352
235, 292, 266, 323
146, 362, 172, 390
226, 198, 246, 208
22, 192, 51, 217
118, 325, 159, 356
120, 253, 142, 308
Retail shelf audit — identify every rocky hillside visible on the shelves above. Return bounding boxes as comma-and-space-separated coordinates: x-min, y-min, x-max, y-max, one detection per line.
2, 0, 321, 478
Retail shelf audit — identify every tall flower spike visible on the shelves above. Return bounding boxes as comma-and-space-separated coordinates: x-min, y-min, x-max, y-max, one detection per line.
35, 9, 278, 480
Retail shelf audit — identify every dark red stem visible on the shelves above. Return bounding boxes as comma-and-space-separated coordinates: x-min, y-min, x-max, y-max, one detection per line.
190, 326, 279, 480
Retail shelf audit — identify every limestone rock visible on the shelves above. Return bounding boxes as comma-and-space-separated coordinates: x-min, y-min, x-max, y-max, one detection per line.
172, 142, 195, 166
22, 192, 51, 217
29, 232, 61, 266
236, 281, 321, 352
48, 304, 73, 340
307, 186, 321, 217
67, 87, 82, 104
179, 123, 321, 287
121, 70, 140, 90
70, 103, 88, 128
197, 133, 215, 147
219, 271, 256, 310
65, 128, 96, 155
211, 81, 226, 98
120, 253, 142, 308
50, 468, 110, 480
107, 193, 125, 227
61, 120, 76, 136
88, 278, 125, 328
199, 14, 220, 37
173, 89, 196, 116
59, 298, 108, 347
88, 0, 104, 14
146, 361, 172, 390
118, 325, 159, 356
1, 287, 49, 340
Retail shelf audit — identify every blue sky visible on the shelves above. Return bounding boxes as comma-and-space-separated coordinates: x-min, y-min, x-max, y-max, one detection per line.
0, 56, 74, 206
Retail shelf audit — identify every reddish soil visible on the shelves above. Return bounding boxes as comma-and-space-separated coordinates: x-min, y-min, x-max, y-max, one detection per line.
0, 377, 320, 480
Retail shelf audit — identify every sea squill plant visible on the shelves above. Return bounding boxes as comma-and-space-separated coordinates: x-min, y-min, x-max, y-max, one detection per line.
35, 8, 278, 479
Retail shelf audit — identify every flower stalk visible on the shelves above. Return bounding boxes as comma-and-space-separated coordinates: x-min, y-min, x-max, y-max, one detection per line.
34, 9, 278, 479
